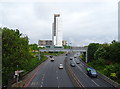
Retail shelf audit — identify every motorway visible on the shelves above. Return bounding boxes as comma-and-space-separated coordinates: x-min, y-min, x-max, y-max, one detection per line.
25, 54, 74, 88
67, 52, 116, 88
24, 52, 117, 89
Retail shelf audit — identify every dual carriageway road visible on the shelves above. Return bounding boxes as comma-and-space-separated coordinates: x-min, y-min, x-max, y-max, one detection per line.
24, 52, 117, 89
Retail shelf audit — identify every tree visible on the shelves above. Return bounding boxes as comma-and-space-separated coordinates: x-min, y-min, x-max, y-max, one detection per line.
2, 27, 31, 86
109, 42, 120, 63
94, 44, 110, 60
29, 44, 39, 51
87, 43, 100, 62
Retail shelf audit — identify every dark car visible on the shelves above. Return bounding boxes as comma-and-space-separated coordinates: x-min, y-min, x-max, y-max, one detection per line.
74, 56, 77, 58
70, 57, 74, 60
65, 54, 68, 56
86, 67, 98, 78
49, 55, 53, 58
70, 61, 76, 67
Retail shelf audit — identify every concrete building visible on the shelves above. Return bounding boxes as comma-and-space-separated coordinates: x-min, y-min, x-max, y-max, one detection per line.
38, 40, 52, 48
52, 14, 62, 47
38, 40, 66, 48
38, 14, 64, 48
62, 40, 67, 45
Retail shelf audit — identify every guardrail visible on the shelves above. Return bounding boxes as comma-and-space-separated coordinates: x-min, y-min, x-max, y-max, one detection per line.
79, 58, 120, 89
64, 57, 84, 89
97, 72, 120, 89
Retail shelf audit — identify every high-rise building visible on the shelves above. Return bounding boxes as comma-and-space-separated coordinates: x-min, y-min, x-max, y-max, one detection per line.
52, 14, 62, 47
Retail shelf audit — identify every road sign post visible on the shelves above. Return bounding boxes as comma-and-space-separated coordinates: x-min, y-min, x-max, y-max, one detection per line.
15, 70, 19, 83
15, 70, 23, 83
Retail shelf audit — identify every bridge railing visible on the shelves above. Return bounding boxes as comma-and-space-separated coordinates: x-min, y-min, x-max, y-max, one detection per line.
39, 47, 87, 52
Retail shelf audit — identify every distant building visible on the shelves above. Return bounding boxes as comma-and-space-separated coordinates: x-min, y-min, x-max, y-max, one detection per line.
52, 14, 62, 47
62, 40, 67, 45
38, 40, 67, 48
38, 40, 52, 48
38, 14, 65, 48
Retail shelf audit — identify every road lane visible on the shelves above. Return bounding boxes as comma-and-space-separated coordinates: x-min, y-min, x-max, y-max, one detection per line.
76, 57, 115, 87
26, 54, 74, 88
67, 52, 115, 88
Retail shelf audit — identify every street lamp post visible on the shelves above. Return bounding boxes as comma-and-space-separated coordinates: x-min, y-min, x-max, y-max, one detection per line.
38, 48, 41, 60
69, 43, 72, 52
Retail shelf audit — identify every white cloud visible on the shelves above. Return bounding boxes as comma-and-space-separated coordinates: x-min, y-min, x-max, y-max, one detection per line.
0, 0, 119, 46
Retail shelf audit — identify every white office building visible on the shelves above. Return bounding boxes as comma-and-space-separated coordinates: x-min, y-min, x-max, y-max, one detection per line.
52, 14, 62, 47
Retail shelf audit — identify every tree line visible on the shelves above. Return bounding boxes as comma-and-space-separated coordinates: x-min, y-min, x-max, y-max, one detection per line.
87, 42, 120, 83
2, 27, 47, 87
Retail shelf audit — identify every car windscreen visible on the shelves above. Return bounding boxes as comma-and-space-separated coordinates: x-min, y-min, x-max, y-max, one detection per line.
91, 69, 97, 74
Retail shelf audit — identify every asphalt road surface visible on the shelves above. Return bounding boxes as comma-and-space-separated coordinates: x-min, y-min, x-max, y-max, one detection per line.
24, 52, 117, 89
25, 54, 74, 88
67, 52, 116, 88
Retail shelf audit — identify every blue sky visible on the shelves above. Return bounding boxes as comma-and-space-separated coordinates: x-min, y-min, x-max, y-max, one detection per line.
0, 0, 119, 46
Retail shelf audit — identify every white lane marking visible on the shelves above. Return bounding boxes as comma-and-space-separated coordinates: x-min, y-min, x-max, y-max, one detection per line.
41, 85, 43, 87
73, 59, 83, 71
73, 55, 100, 87
92, 80, 100, 86
73, 58, 89, 78
56, 77, 58, 79
40, 73, 45, 86
77, 65, 89, 78
42, 74, 45, 81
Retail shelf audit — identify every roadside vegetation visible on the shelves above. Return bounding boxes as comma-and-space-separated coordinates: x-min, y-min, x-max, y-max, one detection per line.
2, 27, 47, 86
81, 42, 120, 84
63, 45, 70, 49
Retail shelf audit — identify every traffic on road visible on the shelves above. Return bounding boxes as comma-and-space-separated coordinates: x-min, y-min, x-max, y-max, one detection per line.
23, 52, 117, 88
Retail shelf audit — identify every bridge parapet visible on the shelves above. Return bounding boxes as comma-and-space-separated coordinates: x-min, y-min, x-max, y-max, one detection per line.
39, 48, 87, 52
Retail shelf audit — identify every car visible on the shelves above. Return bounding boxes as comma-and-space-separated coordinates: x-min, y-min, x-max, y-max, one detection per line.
50, 58, 54, 62
86, 67, 98, 78
70, 61, 76, 67
76, 60, 80, 64
70, 57, 74, 60
49, 55, 53, 58
74, 56, 77, 58
59, 64, 63, 69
